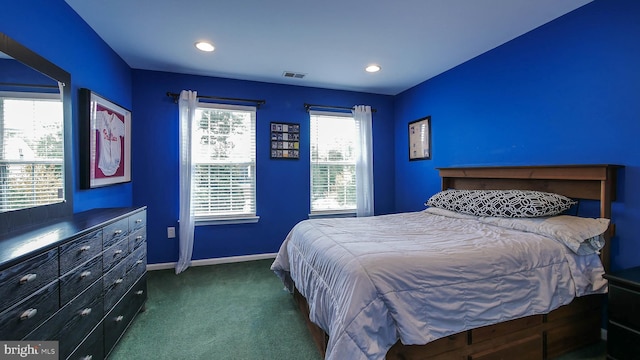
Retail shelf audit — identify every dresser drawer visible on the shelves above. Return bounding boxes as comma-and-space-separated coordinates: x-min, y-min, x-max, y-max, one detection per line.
608, 322, 640, 360
59, 229, 102, 275
104, 275, 147, 357
0, 248, 59, 313
67, 321, 104, 360
129, 227, 147, 252
471, 315, 542, 344
25, 279, 103, 359
60, 254, 102, 306
609, 284, 640, 330
0, 281, 59, 339
131, 274, 148, 306
103, 258, 129, 311
103, 238, 129, 272
126, 243, 147, 284
129, 209, 146, 235
469, 334, 542, 360
103, 218, 129, 249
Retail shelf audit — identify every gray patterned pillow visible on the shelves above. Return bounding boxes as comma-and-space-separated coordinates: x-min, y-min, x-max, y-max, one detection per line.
426, 189, 576, 218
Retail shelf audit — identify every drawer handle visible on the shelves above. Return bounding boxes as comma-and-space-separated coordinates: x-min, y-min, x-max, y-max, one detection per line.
114, 229, 123, 235
136, 236, 143, 240
80, 356, 93, 360
115, 315, 124, 322
135, 219, 143, 223
115, 278, 124, 285
80, 271, 92, 279
135, 290, 144, 296
19, 273, 37, 284
79, 308, 92, 316
136, 260, 144, 265
80, 245, 91, 252
114, 249, 123, 255
20, 308, 38, 320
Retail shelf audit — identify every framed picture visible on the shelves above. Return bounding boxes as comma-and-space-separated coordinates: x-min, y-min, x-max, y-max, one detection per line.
79, 88, 132, 188
270, 122, 300, 159
408, 116, 431, 160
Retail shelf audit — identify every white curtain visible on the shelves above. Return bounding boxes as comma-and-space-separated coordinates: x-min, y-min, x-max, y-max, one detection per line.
176, 90, 197, 274
352, 105, 374, 217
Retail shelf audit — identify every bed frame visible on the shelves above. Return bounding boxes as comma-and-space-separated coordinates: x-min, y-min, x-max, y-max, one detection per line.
292, 164, 621, 360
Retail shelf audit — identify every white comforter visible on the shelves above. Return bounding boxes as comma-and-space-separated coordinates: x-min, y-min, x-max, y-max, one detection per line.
271, 209, 608, 360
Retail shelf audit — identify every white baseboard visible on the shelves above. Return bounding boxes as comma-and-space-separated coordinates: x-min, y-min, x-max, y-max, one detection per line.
146, 253, 277, 271
601, 328, 607, 341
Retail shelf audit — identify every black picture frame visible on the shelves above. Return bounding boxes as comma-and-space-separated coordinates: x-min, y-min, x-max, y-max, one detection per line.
408, 116, 431, 161
79, 88, 132, 188
270, 122, 300, 159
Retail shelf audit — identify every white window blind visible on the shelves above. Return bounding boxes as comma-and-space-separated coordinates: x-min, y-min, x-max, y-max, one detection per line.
192, 103, 256, 220
0, 93, 64, 212
310, 111, 357, 213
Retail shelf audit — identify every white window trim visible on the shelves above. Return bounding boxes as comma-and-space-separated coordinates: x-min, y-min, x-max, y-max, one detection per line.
309, 110, 357, 216
192, 102, 258, 223
0, 91, 65, 212
0, 91, 61, 100
198, 102, 256, 113
309, 109, 352, 118
195, 215, 260, 226
308, 210, 355, 219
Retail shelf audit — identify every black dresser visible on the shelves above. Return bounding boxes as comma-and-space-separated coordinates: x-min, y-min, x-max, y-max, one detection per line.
604, 266, 640, 360
0, 207, 147, 360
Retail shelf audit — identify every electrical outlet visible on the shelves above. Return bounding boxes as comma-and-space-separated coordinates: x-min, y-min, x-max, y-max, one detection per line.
167, 227, 176, 238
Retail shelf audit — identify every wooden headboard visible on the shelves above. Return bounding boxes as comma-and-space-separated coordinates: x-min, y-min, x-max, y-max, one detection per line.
437, 164, 622, 271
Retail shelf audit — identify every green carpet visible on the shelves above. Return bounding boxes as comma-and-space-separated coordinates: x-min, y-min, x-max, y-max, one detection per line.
109, 258, 606, 360
108, 259, 321, 360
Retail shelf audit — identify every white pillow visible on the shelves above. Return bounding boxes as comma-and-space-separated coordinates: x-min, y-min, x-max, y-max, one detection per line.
478, 215, 609, 255
423, 207, 480, 220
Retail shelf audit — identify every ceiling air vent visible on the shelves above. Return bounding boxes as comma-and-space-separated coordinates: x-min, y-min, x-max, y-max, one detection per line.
283, 71, 306, 79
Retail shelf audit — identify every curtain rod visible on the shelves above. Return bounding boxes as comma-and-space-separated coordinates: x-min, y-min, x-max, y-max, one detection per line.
166, 92, 266, 107
304, 103, 377, 113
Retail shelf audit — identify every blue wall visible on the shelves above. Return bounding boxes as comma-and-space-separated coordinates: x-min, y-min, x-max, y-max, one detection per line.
394, 0, 640, 271
131, 70, 395, 264
0, 0, 134, 213
1, 1, 394, 266
3, 0, 639, 272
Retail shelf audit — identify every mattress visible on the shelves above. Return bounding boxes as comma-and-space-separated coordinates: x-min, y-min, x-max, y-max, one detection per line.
271, 209, 608, 360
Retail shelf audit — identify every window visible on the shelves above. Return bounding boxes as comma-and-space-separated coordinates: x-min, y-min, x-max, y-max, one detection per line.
192, 103, 257, 222
0, 92, 64, 212
310, 111, 357, 214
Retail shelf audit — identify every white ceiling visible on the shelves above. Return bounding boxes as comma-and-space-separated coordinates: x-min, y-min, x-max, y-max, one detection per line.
64, 0, 592, 95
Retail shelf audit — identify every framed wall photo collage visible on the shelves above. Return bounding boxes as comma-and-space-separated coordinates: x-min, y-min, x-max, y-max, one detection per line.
270, 122, 300, 159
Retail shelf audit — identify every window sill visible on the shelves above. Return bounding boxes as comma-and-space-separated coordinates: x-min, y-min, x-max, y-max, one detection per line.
308, 210, 356, 219
195, 216, 260, 226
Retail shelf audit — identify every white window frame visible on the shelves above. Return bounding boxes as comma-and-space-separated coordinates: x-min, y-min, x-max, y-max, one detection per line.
0, 91, 64, 212
309, 110, 357, 218
192, 103, 258, 225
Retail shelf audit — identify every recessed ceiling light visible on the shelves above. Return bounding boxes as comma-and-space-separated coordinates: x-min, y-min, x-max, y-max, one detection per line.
195, 41, 215, 52
365, 64, 381, 73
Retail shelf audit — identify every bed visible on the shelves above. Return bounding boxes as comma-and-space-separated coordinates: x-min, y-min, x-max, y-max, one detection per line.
271, 165, 620, 360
